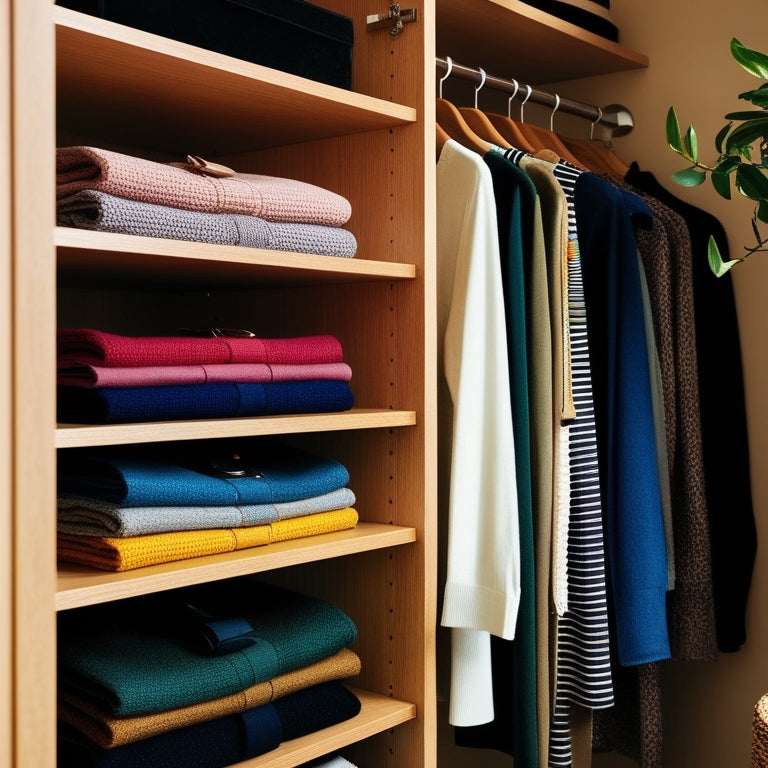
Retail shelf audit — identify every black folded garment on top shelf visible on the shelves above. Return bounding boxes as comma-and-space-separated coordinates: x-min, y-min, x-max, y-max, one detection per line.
522, 0, 619, 41
55, 0, 354, 89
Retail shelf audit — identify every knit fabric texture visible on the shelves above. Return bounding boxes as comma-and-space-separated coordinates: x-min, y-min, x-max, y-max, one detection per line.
57, 189, 357, 257
57, 328, 345, 368
56, 146, 352, 226
58, 361, 353, 389
57, 486, 356, 537
57, 379, 354, 423
753, 694, 768, 768
57, 682, 361, 768
575, 172, 671, 667
625, 163, 756, 655
57, 439, 350, 506
57, 507, 358, 570
618, 177, 718, 663
58, 583, 358, 716
58, 647, 361, 748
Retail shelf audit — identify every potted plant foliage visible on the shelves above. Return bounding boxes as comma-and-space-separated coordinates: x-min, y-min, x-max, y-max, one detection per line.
667, 38, 768, 275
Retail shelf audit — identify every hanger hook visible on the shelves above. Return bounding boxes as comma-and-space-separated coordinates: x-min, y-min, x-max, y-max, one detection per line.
550, 94, 560, 131
507, 78, 520, 119
438, 56, 453, 99
590, 106, 604, 140
474, 67, 487, 109
520, 84, 532, 123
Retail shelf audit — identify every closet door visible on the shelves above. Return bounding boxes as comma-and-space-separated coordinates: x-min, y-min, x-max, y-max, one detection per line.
12, 1, 437, 766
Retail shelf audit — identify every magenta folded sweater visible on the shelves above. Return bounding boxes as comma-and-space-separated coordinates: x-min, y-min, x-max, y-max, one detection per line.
57, 329, 345, 368
57, 361, 353, 388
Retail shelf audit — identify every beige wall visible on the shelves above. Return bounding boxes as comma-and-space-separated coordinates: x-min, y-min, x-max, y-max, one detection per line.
438, 0, 768, 765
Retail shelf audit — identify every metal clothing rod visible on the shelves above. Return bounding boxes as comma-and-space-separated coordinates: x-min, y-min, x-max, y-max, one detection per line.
436, 56, 634, 138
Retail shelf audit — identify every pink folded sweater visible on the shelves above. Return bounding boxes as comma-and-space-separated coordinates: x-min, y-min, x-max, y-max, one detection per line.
56, 146, 352, 227
58, 361, 353, 388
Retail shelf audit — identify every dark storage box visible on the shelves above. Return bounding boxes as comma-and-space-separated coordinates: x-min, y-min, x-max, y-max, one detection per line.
56, 0, 354, 89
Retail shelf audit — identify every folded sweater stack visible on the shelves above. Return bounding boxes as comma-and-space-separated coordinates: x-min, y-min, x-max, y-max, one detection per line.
56, 145, 358, 257
57, 327, 355, 424
57, 584, 363, 767
57, 439, 359, 571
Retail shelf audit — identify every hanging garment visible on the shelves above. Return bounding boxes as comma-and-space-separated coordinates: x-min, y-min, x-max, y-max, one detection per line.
436, 139, 521, 727
518, 153, 572, 768
56, 146, 352, 226
504, 150, 615, 768
57, 189, 358, 256
453, 149, 543, 768
617, 176, 718, 663
574, 171, 671, 666
625, 163, 756, 654
58, 647, 361, 748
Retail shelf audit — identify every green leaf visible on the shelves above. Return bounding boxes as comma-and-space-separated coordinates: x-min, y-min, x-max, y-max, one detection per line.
724, 117, 768, 153
672, 167, 707, 186
739, 84, 768, 107
711, 168, 733, 199
715, 122, 733, 153
723, 110, 768, 120
731, 37, 768, 79
666, 107, 684, 154
758, 199, 768, 223
708, 235, 741, 276
713, 155, 742, 174
736, 163, 768, 200
684, 123, 698, 162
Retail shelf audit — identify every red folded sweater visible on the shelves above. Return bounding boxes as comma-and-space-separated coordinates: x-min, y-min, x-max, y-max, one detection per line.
57, 328, 345, 368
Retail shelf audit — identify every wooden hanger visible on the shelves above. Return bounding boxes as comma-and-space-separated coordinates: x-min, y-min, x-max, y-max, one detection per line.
486, 111, 536, 153
458, 106, 512, 149
563, 136, 629, 179
436, 122, 450, 161
510, 89, 586, 168
436, 98, 490, 155
560, 107, 628, 178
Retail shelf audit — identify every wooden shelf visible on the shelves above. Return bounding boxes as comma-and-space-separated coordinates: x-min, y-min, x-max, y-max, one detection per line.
55, 408, 417, 449
436, 0, 648, 83
56, 228, 417, 289
236, 689, 415, 768
54, 6, 417, 156
56, 522, 416, 610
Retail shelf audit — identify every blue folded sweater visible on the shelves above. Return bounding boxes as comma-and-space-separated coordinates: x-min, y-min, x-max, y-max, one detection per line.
57, 439, 350, 506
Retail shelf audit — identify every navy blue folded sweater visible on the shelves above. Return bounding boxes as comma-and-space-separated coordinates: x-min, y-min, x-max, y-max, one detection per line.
57, 379, 354, 424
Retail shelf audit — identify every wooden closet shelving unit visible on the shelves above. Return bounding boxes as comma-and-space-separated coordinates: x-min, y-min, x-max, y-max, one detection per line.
6, 1, 647, 766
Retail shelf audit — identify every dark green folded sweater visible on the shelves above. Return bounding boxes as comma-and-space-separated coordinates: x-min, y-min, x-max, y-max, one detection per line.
58, 583, 358, 716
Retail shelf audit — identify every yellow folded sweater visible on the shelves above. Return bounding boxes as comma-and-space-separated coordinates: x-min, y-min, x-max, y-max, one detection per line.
57, 507, 358, 571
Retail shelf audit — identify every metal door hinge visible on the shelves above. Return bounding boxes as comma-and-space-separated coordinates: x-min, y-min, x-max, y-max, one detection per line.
367, 4, 417, 37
